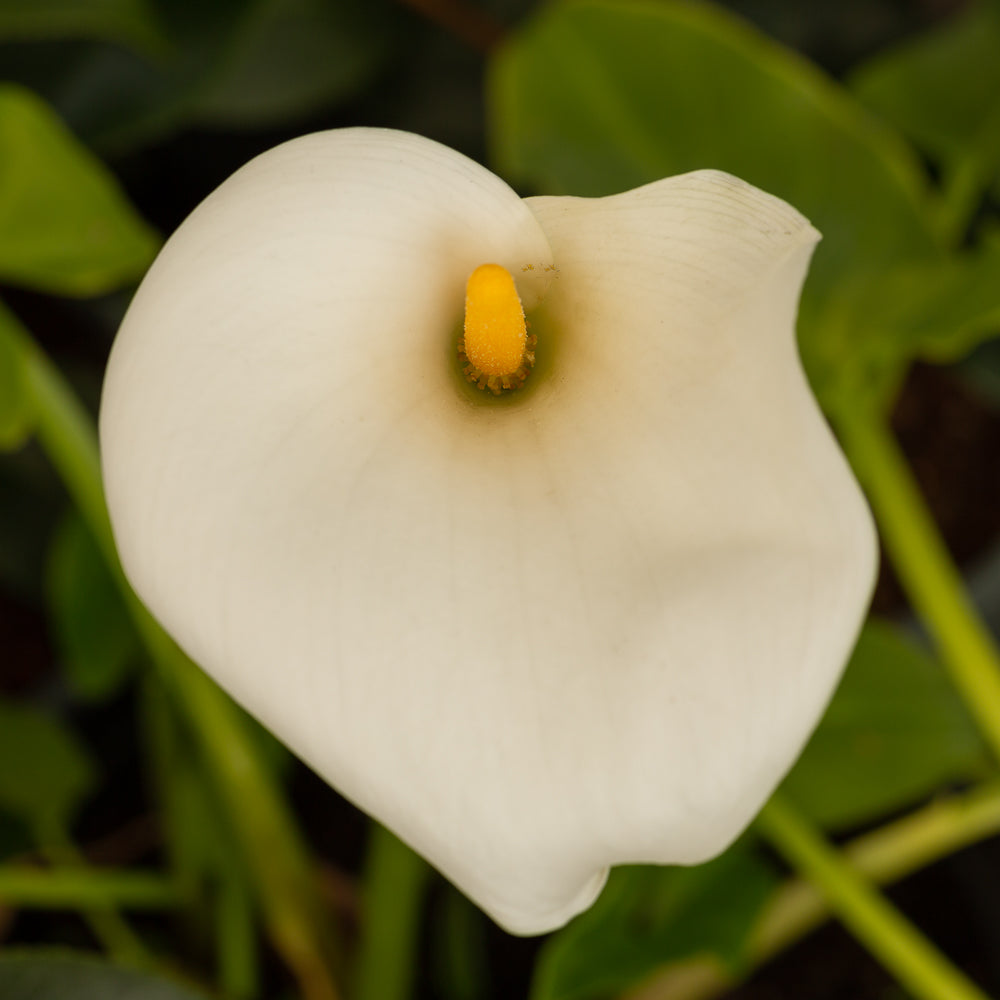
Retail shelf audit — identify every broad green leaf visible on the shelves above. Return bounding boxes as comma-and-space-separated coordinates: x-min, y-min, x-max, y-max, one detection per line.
530, 843, 777, 1000
0, 301, 33, 451
0, 951, 208, 999
849, 4, 1000, 174
47, 510, 138, 702
780, 621, 986, 831
194, 0, 394, 127
871, 228, 1000, 364
489, 0, 943, 412
0, 698, 96, 834
17, 0, 395, 153
0, 0, 167, 55
0, 85, 158, 295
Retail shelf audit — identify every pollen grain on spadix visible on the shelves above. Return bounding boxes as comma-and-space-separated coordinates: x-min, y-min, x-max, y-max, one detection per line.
459, 263, 535, 395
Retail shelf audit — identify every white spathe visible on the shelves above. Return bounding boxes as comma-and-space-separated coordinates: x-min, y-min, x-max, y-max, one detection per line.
100, 128, 876, 935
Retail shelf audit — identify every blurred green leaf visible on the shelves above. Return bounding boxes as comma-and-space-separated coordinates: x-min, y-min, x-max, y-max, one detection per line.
46, 510, 138, 702
489, 0, 944, 412
194, 0, 394, 127
0, 698, 96, 835
0, 435, 64, 602
960, 339, 1000, 413
22, 0, 396, 152
871, 228, 1000, 364
781, 621, 986, 831
530, 843, 777, 1000
0, 951, 208, 999
0, 85, 158, 295
0, 0, 168, 56
0, 301, 34, 451
849, 4, 1000, 182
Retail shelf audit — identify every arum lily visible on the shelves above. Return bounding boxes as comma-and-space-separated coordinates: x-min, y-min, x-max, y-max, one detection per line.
100, 128, 876, 935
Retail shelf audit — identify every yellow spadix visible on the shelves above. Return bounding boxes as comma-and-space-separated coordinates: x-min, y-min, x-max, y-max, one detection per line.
462, 264, 528, 380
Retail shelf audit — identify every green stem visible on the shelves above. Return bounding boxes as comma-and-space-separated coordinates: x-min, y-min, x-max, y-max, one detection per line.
159, 648, 342, 1000
142, 672, 259, 999
39, 830, 157, 967
627, 782, 1000, 1000
756, 794, 990, 1000
0, 866, 183, 910
752, 782, 1000, 963
838, 407, 1000, 765
355, 824, 432, 1000
16, 321, 341, 1000
216, 858, 259, 1000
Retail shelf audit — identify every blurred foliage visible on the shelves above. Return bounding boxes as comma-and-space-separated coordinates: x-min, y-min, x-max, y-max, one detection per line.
781, 622, 986, 829
1, 0, 999, 998
531, 844, 777, 1000
0, 950, 209, 999
0, 0, 396, 152
0, 85, 158, 294
0, 305, 33, 451
849, 1, 1000, 210
46, 511, 138, 703
0, 699, 95, 837
0, 0, 168, 55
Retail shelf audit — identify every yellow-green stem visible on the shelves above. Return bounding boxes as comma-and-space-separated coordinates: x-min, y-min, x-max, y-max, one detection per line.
627, 782, 1000, 1000
0, 866, 183, 910
40, 829, 156, 967
355, 825, 431, 1000
757, 794, 989, 1000
838, 408, 1000, 765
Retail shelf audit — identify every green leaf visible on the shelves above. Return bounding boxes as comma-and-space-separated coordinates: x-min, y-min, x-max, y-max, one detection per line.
849, 3, 1000, 174
431, 888, 490, 1000
0, 428, 64, 601
489, 0, 943, 412
960, 340, 1000, 413
47, 510, 138, 702
193, 0, 394, 127
872, 229, 1000, 364
0, 0, 168, 56
18, 0, 396, 153
530, 843, 777, 1000
780, 621, 986, 831
0, 698, 96, 835
0, 301, 34, 451
0, 84, 158, 295
0, 951, 209, 999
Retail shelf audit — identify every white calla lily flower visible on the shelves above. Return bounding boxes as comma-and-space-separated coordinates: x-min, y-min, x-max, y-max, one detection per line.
100, 128, 875, 935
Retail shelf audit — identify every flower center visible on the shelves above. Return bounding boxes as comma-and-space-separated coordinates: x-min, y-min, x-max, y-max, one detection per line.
459, 263, 535, 395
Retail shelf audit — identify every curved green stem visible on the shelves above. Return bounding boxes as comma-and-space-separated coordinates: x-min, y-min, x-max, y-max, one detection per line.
355, 824, 432, 1000
838, 407, 1000, 765
14, 318, 341, 1000
756, 794, 990, 1000
627, 782, 1000, 1000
